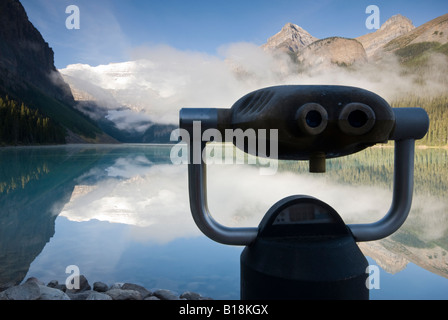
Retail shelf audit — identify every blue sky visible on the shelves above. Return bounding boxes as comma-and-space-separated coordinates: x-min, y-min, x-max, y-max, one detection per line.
20, 0, 448, 69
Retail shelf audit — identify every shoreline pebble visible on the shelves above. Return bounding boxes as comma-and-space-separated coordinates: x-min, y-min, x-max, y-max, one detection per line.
0, 276, 213, 301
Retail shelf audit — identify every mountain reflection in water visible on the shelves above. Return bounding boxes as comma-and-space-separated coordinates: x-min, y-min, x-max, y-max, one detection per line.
0, 144, 446, 299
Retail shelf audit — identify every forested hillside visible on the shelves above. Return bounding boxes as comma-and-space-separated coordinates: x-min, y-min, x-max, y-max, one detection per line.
391, 95, 448, 147
0, 96, 65, 145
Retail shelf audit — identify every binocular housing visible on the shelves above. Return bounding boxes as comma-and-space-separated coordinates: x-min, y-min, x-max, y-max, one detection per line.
180, 85, 429, 245
180, 85, 429, 172
180, 85, 430, 299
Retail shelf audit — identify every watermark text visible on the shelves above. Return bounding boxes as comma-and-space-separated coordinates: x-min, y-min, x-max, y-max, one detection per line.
65, 265, 80, 290
365, 5, 380, 30
66, 5, 80, 30
170, 121, 278, 175
366, 265, 380, 289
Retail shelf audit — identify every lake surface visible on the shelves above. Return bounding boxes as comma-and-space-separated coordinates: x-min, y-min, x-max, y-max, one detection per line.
0, 144, 447, 300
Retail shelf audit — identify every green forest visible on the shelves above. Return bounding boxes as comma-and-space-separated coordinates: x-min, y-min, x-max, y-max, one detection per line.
391, 94, 448, 146
278, 146, 448, 198
0, 96, 66, 146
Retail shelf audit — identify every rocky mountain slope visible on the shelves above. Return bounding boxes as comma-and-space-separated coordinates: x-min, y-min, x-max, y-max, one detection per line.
384, 13, 448, 52
297, 37, 367, 68
356, 14, 415, 57
265, 13, 448, 68
0, 0, 111, 144
262, 22, 318, 54
0, 0, 71, 102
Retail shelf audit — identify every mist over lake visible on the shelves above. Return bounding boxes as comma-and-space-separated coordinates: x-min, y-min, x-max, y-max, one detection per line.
1, 144, 447, 299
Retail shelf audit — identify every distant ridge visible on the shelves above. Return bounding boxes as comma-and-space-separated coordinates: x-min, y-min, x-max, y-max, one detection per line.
356, 14, 415, 57
297, 37, 368, 68
262, 22, 318, 54
262, 13, 448, 66
384, 13, 448, 52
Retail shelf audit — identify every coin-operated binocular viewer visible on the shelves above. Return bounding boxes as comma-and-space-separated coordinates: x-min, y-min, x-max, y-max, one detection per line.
179, 85, 429, 300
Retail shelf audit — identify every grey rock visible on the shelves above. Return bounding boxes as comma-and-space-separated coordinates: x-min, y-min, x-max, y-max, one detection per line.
78, 274, 91, 292
66, 274, 91, 293
55, 284, 67, 292
25, 277, 45, 286
66, 291, 92, 300
180, 291, 202, 300
47, 280, 59, 288
86, 292, 113, 300
179, 291, 213, 300
0, 282, 40, 300
121, 283, 152, 298
93, 281, 109, 292
109, 283, 124, 290
38, 285, 70, 300
46, 280, 66, 292
153, 289, 180, 300
106, 289, 142, 300
0, 276, 214, 300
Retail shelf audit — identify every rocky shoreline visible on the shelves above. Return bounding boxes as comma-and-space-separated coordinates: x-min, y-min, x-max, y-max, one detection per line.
0, 275, 213, 300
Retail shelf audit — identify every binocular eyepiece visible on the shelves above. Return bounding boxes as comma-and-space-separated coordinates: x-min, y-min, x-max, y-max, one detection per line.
296, 101, 377, 136
180, 85, 429, 172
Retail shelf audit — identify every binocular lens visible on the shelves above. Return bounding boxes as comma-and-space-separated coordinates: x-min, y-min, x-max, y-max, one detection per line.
306, 110, 323, 128
296, 103, 328, 135
348, 110, 369, 128
339, 103, 376, 135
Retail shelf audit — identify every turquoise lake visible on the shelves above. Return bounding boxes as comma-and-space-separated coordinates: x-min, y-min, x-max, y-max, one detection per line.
0, 144, 447, 299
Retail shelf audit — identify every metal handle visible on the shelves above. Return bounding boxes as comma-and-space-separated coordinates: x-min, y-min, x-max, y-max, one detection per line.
348, 139, 415, 242
187, 138, 416, 245
188, 145, 258, 246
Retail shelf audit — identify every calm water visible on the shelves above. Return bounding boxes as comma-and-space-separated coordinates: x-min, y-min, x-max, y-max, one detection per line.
0, 144, 447, 300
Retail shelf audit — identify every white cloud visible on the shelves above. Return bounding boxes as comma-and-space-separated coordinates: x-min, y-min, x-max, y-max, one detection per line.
60, 43, 299, 125
60, 159, 425, 244
105, 109, 153, 132
61, 39, 448, 129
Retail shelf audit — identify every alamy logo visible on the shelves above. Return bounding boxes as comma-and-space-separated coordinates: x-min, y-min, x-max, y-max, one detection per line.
366, 265, 380, 290
65, 265, 80, 290
170, 121, 279, 175
66, 5, 80, 30
365, 5, 380, 30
